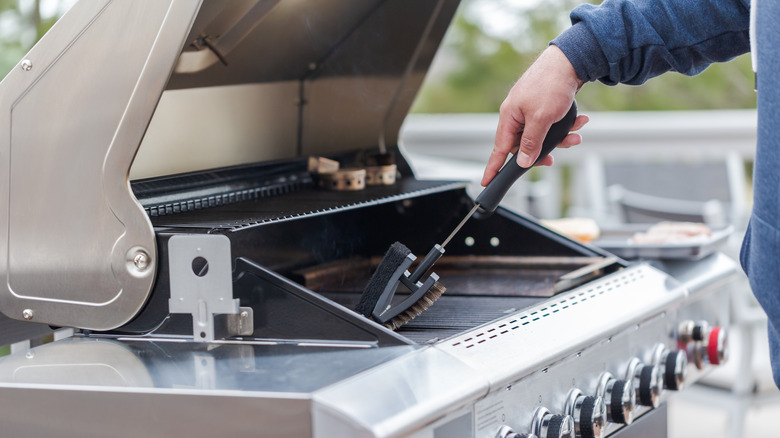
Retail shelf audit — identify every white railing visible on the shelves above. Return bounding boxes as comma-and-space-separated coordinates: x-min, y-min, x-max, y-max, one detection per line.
400, 109, 757, 220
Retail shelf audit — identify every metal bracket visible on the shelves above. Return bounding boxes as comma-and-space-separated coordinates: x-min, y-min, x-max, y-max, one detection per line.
168, 234, 239, 342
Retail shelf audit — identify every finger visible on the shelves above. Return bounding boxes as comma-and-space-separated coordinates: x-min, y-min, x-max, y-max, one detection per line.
557, 133, 582, 149
553, 115, 588, 149
515, 119, 552, 168
483, 113, 524, 186
536, 155, 554, 167
570, 114, 589, 132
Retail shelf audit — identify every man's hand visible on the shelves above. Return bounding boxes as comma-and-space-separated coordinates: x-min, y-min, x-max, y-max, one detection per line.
481, 45, 589, 186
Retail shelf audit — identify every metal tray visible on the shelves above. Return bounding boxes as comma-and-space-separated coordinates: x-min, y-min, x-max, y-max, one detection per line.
593, 224, 733, 260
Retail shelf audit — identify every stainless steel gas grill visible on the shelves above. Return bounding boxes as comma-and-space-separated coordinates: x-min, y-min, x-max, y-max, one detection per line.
0, 1, 736, 437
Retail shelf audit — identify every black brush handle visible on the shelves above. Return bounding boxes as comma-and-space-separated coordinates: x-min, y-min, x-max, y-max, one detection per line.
408, 244, 445, 284
475, 101, 578, 212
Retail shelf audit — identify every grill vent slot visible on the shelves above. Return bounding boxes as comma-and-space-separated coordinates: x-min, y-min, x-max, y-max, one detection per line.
449, 269, 645, 350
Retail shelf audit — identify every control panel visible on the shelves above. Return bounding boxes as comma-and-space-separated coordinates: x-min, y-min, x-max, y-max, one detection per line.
473, 311, 728, 438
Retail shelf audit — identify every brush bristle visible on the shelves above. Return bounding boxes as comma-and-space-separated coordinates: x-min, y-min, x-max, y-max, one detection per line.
355, 242, 411, 317
384, 282, 446, 331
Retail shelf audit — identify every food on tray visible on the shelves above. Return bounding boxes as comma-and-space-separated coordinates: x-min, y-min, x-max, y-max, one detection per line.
541, 217, 601, 243
628, 221, 712, 245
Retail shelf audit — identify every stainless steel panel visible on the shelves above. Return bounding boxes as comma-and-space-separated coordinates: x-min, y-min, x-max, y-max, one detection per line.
132, 83, 300, 179
168, 234, 239, 342
471, 311, 680, 438
0, 337, 422, 437
0, 0, 201, 329
438, 264, 688, 389
312, 347, 489, 438
0, 337, 418, 392
0, 386, 311, 438
164, 0, 458, 160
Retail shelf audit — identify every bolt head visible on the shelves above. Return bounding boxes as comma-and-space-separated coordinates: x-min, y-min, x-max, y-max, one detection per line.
20, 59, 32, 71
133, 251, 150, 271
22, 309, 33, 320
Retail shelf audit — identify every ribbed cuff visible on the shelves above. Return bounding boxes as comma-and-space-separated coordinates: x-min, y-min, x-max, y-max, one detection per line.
551, 22, 611, 84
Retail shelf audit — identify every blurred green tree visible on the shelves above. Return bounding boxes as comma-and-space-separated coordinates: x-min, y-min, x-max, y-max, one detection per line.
0, 0, 756, 113
413, 0, 756, 113
0, 0, 64, 78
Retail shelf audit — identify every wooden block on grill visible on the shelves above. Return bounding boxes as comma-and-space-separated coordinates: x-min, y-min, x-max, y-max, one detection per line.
317, 168, 366, 191
307, 156, 340, 174
365, 164, 397, 186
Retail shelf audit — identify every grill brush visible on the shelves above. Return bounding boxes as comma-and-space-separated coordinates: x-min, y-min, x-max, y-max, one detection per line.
357, 101, 578, 330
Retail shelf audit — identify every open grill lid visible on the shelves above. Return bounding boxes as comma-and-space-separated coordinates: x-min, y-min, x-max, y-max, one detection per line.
137, 0, 460, 175
0, 0, 459, 331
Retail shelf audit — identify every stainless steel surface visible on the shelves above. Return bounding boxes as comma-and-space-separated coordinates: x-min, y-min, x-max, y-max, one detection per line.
175, 0, 282, 73
0, 337, 424, 437
0, 252, 737, 438
0, 0, 202, 329
312, 347, 489, 438
227, 307, 254, 337
168, 234, 239, 342
438, 264, 686, 388
161, 0, 457, 165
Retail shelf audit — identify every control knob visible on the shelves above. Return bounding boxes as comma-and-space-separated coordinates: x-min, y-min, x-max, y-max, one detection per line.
565, 389, 606, 438
706, 326, 728, 365
678, 320, 709, 344
496, 425, 537, 438
685, 325, 728, 369
597, 373, 635, 425
626, 358, 663, 408
661, 349, 687, 390
531, 407, 575, 438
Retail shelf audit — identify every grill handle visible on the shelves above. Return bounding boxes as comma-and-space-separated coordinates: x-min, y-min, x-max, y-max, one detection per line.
475, 101, 578, 212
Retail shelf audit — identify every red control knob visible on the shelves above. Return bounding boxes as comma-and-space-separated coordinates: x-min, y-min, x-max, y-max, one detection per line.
707, 326, 727, 365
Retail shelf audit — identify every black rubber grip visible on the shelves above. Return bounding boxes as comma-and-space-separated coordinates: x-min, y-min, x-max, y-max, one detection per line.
638, 366, 656, 406
579, 396, 596, 438
665, 351, 683, 390
692, 325, 705, 341
474, 101, 578, 212
546, 415, 568, 438
610, 380, 627, 424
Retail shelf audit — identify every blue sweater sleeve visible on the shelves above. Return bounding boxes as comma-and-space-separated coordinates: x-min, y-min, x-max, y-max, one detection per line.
552, 0, 751, 85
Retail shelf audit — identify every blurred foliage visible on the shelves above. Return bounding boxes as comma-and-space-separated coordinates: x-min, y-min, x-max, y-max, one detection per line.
0, 0, 756, 113
412, 0, 756, 113
0, 0, 61, 78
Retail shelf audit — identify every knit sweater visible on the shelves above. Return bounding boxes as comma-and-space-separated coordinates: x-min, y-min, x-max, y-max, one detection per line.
553, 0, 780, 387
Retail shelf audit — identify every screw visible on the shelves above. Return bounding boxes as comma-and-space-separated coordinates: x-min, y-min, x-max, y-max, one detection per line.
133, 251, 150, 271
20, 59, 32, 71
22, 309, 33, 320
